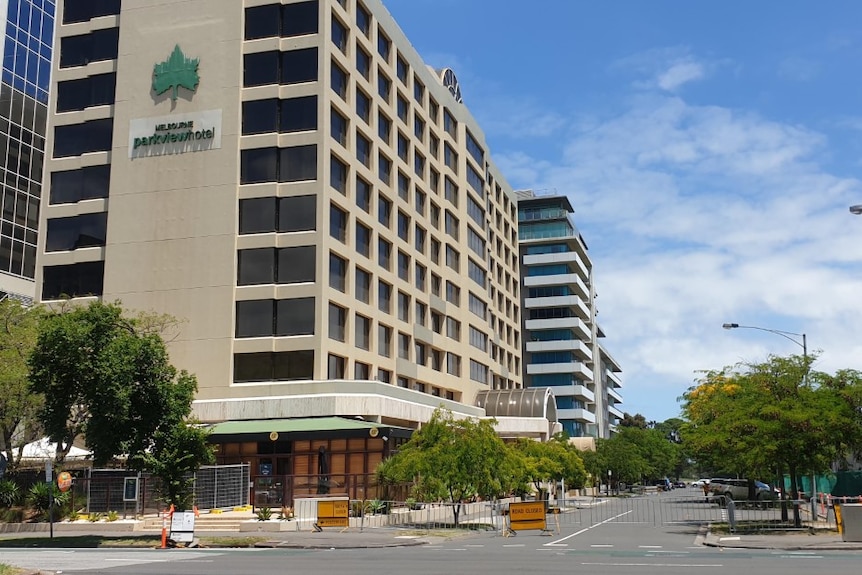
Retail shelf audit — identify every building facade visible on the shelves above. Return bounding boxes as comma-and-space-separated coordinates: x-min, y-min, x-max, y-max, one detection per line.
517, 190, 623, 439
38, 0, 558, 460
0, 0, 54, 301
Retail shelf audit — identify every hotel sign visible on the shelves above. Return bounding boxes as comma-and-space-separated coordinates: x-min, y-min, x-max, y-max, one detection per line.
129, 109, 222, 158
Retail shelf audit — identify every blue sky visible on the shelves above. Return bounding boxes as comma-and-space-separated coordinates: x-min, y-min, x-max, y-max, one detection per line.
385, 0, 862, 422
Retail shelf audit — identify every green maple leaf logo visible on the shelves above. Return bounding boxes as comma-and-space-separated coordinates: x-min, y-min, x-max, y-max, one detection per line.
152, 45, 200, 101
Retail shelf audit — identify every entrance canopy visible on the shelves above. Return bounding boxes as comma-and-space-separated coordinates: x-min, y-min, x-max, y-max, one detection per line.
476, 388, 558, 422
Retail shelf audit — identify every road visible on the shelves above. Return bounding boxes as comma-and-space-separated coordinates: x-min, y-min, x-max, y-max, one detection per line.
4, 492, 861, 574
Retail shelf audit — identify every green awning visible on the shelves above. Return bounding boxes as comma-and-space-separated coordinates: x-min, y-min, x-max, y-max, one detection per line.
208, 416, 382, 436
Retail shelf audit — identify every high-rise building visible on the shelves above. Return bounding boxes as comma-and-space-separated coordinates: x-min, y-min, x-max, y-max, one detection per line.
38, 0, 558, 477
517, 190, 623, 439
0, 0, 54, 302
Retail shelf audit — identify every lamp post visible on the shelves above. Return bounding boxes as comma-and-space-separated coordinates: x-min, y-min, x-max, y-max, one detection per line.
721, 322, 811, 526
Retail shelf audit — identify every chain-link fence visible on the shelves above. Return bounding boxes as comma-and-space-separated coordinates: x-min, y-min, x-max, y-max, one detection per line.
193, 464, 249, 510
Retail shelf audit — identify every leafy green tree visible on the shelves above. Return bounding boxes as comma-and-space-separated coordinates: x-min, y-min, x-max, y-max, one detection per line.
377, 408, 520, 525
513, 436, 586, 497
619, 413, 648, 429
28, 301, 210, 474
0, 298, 45, 468
681, 354, 862, 524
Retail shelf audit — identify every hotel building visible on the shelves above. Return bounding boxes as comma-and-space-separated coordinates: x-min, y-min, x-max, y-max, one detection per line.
517, 190, 623, 439
38, 0, 560, 490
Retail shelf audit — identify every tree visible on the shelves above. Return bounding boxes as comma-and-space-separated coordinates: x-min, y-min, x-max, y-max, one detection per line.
0, 298, 45, 469
513, 436, 586, 498
619, 413, 648, 429
377, 409, 520, 525
28, 301, 210, 470
681, 354, 862, 525
587, 427, 681, 490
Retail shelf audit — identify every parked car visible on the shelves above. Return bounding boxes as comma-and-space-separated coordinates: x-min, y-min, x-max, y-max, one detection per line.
691, 478, 710, 488
709, 478, 773, 501
655, 478, 673, 491
673, 481, 687, 489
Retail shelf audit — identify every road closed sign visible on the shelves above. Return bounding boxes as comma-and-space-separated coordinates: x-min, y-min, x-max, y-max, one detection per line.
508, 501, 548, 532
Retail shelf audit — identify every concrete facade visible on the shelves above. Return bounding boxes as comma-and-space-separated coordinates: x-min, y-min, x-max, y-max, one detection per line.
39, 1, 551, 437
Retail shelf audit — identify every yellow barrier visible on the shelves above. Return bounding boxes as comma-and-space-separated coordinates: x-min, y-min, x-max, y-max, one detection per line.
506, 501, 557, 536
315, 499, 349, 531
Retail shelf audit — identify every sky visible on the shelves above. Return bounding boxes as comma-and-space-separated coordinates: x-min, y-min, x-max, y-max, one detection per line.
385, 0, 862, 422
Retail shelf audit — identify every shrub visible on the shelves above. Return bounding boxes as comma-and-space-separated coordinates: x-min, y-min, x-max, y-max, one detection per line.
87, 512, 103, 523
0, 480, 21, 508
256, 506, 272, 521
0, 507, 24, 523
278, 506, 293, 521
106, 510, 120, 522
27, 482, 70, 515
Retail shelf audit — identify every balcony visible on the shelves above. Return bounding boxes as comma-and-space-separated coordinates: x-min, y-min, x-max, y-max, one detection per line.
525, 317, 590, 340
523, 295, 591, 321
570, 384, 595, 403
525, 339, 592, 361
608, 404, 624, 419
606, 370, 622, 387
527, 361, 593, 381
523, 252, 591, 281
557, 408, 596, 424
607, 386, 623, 403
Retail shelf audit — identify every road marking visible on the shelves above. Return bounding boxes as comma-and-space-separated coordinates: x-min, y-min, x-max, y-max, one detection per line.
465, 544, 484, 547
590, 544, 614, 547
503, 544, 525, 547
104, 559, 168, 563
719, 536, 740, 541
779, 555, 823, 559
639, 545, 662, 548
544, 510, 633, 546
582, 562, 723, 568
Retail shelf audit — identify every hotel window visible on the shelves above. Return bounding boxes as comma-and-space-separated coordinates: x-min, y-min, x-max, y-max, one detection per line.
59, 28, 120, 69
443, 109, 457, 139
356, 46, 371, 79
467, 226, 485, 257
242, 49, 318, 86
356, 3, 371, 36
378, 238, 392, 270
378, 195, 392, 226
415, 263, 426, 291
329, 204, 347, 242
431, 312, 443, 334
397, 292, 410, 322
414, 153, 425, 179
377, 31, 391, 61
240, 145, 317, 183
430, 202, 440, 229
42, 262, 105, 300
330, 107, 348, 145
467, 164, 483, 194
331, 17, 348, 53
445, 211, 459, 240
378, 72, 391, 102
327, 354, 346, 379
356, 222, 371, 257
356, 177, 371, 212
446, 244, 461, 270
397, 377, 409, 389
467, 195, 485, 228
53, 119, 113, 158
244, 1, 319, 39
237, 246, 316, 285
398, 332, 410, 359
397, 94, 408, 122
429, 98, 439, 123
430, 238, 440, 265
377, 368, 391, 382
64, 0, 121, 24
56, 73, 116, 113
469, 292, 487, 320
50, 165, 111, 204
378, 153, 392, 185
445, 281, 460, 306
329, 253, 347, 292
45, 213, 108, 252
356, 90, 371, 124
378, 280, 392, 313
444, 177, 458, 205
355, 268, 371, 303
397, 211, 410, 241
235, 298, 315, 337
239, 196, 316, 234
242, 96, 318, 134
466, 129, 485, 166
355, 362, 370, 379
469, 325, 488, 352
470, 360, 488, 384
447, 353, 461, 377
413, 79, 425, 104
233, 351, 314, 382
328, 303, 347, 342
467, 258, 486, 287
414, 225, 426, 254
396, 56, 408, 84
331, 61, 348, 99
377, 113, 391, 144
444, 143, 458, 173
431, 349, 443, 371
397, 171, 409, 201
431, 273, 441, 297
397, 251, 410, 282
429, 168, 440, 194
356, 132, 371, 166
415, 301, 427, 327
413, 115, 425, 141
330, 155, 348, 194
355, 314, 371, 350
429, 134, 439, 159
415, 343, 427, 366
397, 133, 409, 162
415, 189, 426, 215
378, 324, 392, 357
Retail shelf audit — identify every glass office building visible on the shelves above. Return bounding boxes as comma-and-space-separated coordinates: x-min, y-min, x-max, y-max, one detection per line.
0, 0, 54, 301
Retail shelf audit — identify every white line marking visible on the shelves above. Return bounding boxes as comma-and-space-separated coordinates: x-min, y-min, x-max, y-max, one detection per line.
639, 545, 662, 548
590, 544, 614, 548
780, 555, 823, 559
582, 562, 723, 568
719, 536, 740, 541
503, 544, 525, 547
544, 510, 633, 546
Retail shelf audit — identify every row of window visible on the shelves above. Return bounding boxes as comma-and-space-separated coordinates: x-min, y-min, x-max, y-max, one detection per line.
59, 27, 118, 69
62, 0, 120, 24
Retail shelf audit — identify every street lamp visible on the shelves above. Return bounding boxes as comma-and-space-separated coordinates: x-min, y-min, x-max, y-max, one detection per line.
721, 323, 807, 360
850, 205, 862, 215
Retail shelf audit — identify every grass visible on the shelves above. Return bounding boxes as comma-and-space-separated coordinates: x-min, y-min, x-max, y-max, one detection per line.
0, 534, 273, 549
0, 564, 24, 575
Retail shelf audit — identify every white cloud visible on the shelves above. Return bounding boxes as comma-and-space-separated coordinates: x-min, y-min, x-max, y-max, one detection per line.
495, 63, 862, 421
656, 61, 705, 91
615, 47, 713, 92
